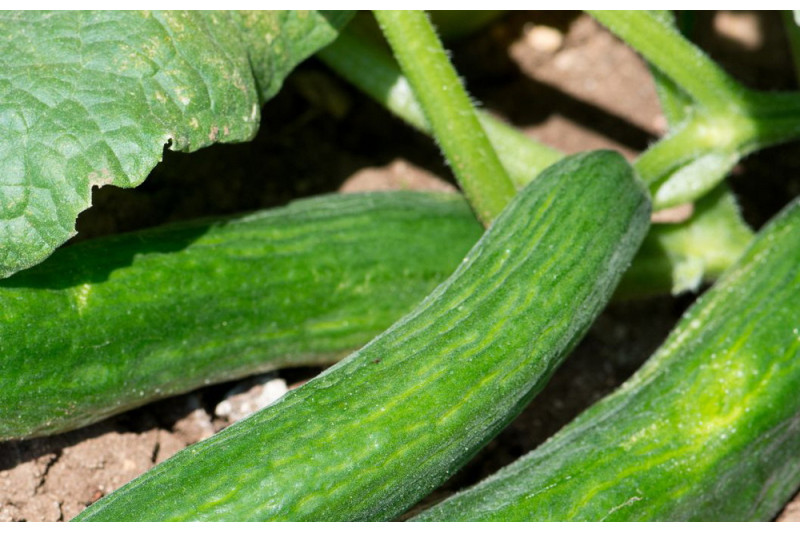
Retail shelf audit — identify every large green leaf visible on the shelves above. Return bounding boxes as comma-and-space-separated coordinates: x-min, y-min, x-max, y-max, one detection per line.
0, 10, 352, 278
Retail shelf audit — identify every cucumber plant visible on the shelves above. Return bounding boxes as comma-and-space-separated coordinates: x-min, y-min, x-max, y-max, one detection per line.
2, 9, 800, 522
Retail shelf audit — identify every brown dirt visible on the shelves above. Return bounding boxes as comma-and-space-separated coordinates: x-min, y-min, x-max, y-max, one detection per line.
3, 11, 800, 521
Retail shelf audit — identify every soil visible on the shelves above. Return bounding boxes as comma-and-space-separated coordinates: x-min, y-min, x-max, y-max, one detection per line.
2, 11, 800, 522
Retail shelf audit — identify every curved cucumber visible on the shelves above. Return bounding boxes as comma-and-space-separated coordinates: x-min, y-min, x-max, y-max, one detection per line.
74, 150, 651, 521
416, 197, 800, 521
0, 191, 483, 440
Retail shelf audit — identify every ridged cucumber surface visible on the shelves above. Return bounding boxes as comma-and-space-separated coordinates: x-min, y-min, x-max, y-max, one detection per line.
416, 197, 800, 521
74, 150, 651, 521
1, 192, 483, 440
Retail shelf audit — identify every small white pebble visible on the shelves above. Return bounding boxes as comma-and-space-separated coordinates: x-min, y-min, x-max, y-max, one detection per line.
524, 24, 564, 53
215, 375, 289, 422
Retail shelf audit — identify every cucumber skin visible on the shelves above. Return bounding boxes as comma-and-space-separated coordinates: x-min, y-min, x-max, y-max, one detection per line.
74, 150, 651, 521
416, 198, 800, 522
0, 192, 483, 440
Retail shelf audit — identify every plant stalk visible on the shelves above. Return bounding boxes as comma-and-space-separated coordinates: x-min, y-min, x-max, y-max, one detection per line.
373, 10, 516, 225
590, 10, 747, 112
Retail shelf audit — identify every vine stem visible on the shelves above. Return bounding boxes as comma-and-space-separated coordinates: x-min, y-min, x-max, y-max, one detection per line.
373, 10, 516, 225
589, 10, 748, 112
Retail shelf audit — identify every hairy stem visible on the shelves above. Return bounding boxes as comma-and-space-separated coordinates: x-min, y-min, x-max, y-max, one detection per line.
373, 10, 516, 224
590, 10, 747, 112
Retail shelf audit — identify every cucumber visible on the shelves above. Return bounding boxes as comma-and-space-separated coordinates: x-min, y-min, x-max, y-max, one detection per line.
0, 191, 483, 440
416, 197, 800, 521
74, 150, 651, 521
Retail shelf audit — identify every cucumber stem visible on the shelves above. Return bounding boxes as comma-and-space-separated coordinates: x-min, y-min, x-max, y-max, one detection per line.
373, 10, 516, 225
589, 10, 748, 112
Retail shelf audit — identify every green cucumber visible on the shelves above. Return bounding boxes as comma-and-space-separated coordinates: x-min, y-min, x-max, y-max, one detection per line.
74, 150, 651, 521
0, 191, 483, 440
416, 197, 800, 521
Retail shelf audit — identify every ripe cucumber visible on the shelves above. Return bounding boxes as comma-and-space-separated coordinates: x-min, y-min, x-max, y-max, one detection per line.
74, 150, 651, 521
416, 197, 800, 521
0, 191, 483, 440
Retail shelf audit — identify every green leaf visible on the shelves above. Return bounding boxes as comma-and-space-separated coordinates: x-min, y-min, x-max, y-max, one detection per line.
236, 11, 354, 103
0, 10, 352, 278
